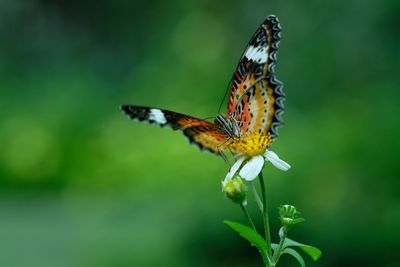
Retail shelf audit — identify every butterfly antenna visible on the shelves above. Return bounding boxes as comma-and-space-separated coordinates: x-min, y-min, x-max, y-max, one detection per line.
217, 80, 231, 115
202, 116, 216, 121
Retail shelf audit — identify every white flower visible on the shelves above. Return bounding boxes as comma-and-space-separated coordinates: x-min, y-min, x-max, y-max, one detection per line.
224, 149, 290, 183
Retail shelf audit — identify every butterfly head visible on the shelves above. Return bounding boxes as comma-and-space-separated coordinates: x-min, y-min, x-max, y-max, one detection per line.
215, 114, 243, 138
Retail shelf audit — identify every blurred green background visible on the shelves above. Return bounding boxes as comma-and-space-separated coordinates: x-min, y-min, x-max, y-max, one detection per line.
0, 0, 399, 266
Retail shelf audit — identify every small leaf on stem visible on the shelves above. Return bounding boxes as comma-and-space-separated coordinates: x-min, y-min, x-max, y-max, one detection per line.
283, 238, 322, 261
282, 248, 306, 267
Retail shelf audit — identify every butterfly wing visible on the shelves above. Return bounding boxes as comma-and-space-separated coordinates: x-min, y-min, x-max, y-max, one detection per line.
227, 15, 284, 138
121, 105, 229, 155
232, 78, 284, 137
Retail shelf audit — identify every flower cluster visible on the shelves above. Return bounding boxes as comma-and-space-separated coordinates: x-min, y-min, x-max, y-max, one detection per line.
223, 132, 291, 186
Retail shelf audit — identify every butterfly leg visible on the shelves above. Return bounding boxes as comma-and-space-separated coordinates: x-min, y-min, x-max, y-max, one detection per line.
218, 136, 233, 148
217, 137, 234, 164
218, 148, 229, 164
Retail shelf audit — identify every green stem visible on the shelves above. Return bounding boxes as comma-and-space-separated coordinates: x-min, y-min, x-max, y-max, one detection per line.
259, 172, 272, 260
272, 227, 287, 266
240, 202, 257, 232
250, 181, 263, 211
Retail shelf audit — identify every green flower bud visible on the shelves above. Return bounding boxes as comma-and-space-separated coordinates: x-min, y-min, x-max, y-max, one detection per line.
279, 204, 304, 228
222, 177, 246, 204
279, 204, 297, 218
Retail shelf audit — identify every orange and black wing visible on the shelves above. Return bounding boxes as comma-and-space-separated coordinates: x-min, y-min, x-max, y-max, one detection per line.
227, 15, 285, 138
121, 105, 229, 155
232, 78, 284, 137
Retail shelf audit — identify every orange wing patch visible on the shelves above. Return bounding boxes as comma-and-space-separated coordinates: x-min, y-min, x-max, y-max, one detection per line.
183, 124, 229, 155
227, 59, 259, 116
232, 79, 277, 134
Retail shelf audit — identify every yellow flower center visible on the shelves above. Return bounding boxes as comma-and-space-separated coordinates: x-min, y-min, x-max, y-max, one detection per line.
229, 132, 273, 157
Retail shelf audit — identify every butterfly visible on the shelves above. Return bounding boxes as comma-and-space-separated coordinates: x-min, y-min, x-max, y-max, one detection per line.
121, 15, 285, 158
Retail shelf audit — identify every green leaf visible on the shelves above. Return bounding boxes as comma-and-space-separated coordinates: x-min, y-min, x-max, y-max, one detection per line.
282, 248, 305, 267
224, 220, 267, 263
291, 218, 305, 225
283, 238, 322, 261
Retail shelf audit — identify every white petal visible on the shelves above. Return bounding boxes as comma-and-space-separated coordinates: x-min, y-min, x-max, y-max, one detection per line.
239, 155, 265, 181
264, 150, 291, 171
225, 155, 246, 180
221, 179, 228, 189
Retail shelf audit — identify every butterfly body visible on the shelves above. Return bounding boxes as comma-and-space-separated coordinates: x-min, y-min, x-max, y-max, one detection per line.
121, 15, 285, 157
214, 114, 243, 138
